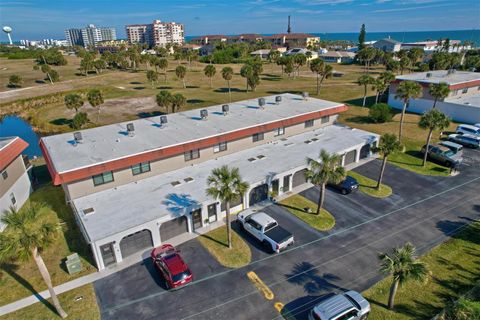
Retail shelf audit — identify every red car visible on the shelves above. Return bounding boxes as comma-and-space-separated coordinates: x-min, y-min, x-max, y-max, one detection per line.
150, 244, 193, 289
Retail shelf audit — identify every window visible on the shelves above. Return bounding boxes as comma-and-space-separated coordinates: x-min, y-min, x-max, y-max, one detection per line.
92, 171, 114, 186
10, 193, 16, 205
2, 171, 7, 180
305, 119, 314, 128
274, 127, 285, 136
252, 132, 264, 142
131, 162, 151, 175
213, 142, 227, 153
462, 88, 468, 94
321, 115, 330, 124
184, 149, 200, 161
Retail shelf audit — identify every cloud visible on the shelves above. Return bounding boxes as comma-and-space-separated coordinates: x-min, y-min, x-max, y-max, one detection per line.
296, 9, 324, 14
374, 3, 452, 12
295, 0, 353, 5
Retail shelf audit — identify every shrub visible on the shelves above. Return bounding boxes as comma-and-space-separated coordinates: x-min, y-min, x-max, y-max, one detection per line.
369, 103, 393, 123
72, 112, 89, 129
8, 74, 23, 88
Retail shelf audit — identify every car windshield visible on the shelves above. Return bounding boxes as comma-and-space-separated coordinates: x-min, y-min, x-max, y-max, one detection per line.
172, 270, 191, 283
265, 222, 278, 232
444, 150, 454, 157
156, 248, 176, 259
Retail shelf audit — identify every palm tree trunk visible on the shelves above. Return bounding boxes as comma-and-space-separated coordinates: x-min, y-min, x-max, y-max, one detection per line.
362, 86, 367, 107
398, 102, 407, 141
432, 98, 438, 109
210, 77, 212, 88
316, 73, 320, 95
316, 184, 325, 215
225, 201, 232, 249
164, 70, 167, 83
423, 129, 433, 167
182, 79, 186, 89
228, 80, 231, 102
46, 72, 53, 84
377, 155, 388, 189
388, 279, 399, 309
97, 107, 101, 122
375, 91, 379, 104
31, 247, 67, 318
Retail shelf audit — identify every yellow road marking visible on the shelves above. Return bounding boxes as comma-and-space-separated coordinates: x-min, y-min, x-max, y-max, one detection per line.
274, 302, 284, 313
246, 271, 274, 300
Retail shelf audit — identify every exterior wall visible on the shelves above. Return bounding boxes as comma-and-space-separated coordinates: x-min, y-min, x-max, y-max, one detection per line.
0, 156, 27, 197
65, 115, 337, 199
390, 81, 480, 101
388, 94, 480, 124
0, 171, 32, 230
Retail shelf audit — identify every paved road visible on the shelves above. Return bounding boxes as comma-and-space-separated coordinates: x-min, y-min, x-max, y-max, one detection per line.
94, 148, 480, 320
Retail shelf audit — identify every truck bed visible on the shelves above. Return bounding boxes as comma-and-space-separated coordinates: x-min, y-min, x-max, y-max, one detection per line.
265, 226, 293, 244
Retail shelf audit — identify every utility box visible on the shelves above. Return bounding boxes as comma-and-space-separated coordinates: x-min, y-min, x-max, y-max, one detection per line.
65, 253, 82, 275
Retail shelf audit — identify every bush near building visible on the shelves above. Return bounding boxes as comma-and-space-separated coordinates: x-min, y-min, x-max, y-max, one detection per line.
369, 103, 393, 123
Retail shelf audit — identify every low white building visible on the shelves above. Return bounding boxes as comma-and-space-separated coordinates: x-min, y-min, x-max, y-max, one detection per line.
319, 51, 355, 64
401, 40, 471, 53
284, 48, 318, 60
388, 70, 480, 124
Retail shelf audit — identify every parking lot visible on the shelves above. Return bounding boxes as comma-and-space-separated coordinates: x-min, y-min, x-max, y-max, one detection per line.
94, 148, 480, 320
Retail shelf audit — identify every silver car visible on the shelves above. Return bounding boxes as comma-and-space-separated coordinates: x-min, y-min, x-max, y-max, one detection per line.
448, 134, 480, 149
309, 291, 370, 320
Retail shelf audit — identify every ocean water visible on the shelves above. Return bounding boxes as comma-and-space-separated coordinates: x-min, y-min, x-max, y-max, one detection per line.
186, 29, 480, 47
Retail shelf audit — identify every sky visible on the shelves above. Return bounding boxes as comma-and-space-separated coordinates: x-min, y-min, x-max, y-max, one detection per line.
0, 0, 479, 40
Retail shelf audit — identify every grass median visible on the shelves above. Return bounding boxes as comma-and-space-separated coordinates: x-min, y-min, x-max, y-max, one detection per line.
348, 171, 392, 198
279, 194, 335, 231
198, 225, 251, 268
363, 221, 480, 320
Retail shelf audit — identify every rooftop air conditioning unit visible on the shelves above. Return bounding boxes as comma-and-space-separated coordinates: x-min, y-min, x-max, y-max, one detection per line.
258, 98, 266, 109
160, 115, 168, 126
127, 123, 135, 137
275, 96, 282, 105
426, 72, 432, 78
302, 92, 309, 100
222, 104, 229, 115
200, 109, 208, 120
73, 132, 83, 146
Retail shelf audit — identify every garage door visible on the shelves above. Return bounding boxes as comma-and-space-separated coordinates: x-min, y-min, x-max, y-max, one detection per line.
160, 217, 188, 242
292, 169, 308, 188
120, 229, 153, 258
249, 184, 268, 206
344, 149, 357, 165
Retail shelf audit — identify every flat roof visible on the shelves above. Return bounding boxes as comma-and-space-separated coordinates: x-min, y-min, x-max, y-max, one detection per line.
396, 70, 480, 86
445, 94, 480, 108
0, 137, 16, 151
41, 94, 343, 174
72, 124, 378, 242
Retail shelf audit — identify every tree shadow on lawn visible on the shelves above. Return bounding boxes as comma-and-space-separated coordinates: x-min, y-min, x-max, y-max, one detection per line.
285, 262, 343, 295
157, 86, 173, 90
50, 118, 72, 126
344, 115, 372, 124
1, 262, 57, 313
344, 96, 376, 107
213, 87, 244, 93
137, 111, 165, 118
133, 86, 146, 90
187, 99, 205, 104
198, 233, 227, 247
261, 76, 281, 82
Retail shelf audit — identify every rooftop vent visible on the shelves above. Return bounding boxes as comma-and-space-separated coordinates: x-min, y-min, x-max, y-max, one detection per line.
200, 109, 208, 120
426, 72, 432, 78
171, 180, 181, 187
302, 92, 309, 100
127, 123, 135, 137
160, 115, 168, 126
222, 104, 229, 115
73, 132, 83, 145
275, 96, 282, 105
248, 157, 257, 162
83, 207, 94, 215
304, 140, 312, 144
258, 98, 266, 109
257, 155, 266, 159
184, 177, 194, 183
311, 138, 319, 141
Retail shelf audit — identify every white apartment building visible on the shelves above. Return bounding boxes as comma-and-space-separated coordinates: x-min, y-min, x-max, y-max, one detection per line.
126, 20, 184, 48
65, 25, 117, 47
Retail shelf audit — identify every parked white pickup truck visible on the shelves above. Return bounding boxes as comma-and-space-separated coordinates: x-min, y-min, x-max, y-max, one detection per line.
238, 211, 294, 253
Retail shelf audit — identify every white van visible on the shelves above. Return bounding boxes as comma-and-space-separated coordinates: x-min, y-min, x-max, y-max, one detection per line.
456, 124, 480, 136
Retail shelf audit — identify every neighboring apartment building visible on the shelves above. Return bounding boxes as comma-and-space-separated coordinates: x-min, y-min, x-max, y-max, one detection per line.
189, 35, 228, 45
265, 33, 320, 48
126, 20, 185, 47
388, 70, 480, 124
65, 24, 117, 47
319, 51, 356, 64
40, 94, 378, 270
0, 137, 32, 230
372, 38, 402, 53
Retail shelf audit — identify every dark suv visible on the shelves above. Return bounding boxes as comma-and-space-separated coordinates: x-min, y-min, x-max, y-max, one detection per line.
328, 176, 359, 195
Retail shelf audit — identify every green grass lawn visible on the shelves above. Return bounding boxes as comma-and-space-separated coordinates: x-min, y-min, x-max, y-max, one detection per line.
279, 194, 335, 231
0, 186, 96, 306
348, 171, 392, 198
197, 225, 251, 268
363, 222, 480, 320
0, 284, 100, 320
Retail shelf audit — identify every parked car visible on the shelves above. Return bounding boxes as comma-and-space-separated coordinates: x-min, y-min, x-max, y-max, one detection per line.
421, 144, 463, 167
439, 141, 463, 155
328, 176, 359, 195
238, 211, 294, 253
309, 290, 370, 320
448, 134, 480, 148
456, 124, 480, 136
151, 244, 192, 289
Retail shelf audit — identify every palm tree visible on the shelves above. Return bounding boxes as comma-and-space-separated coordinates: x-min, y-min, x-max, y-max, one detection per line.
206, 166, 249, 249
358, 74, 374, 107
305, 150, 345, 215
267, 50, 280, 72
0, 204, 68, 318
374, 71, 395, 104
157, 58, 168, 83
240, 64, 253, 92
395, 80, 422, 141
87, 89, 104, 122
375, 134, 401, 189
146, 70, 158, 89
309, 58, 333, 96
379, 242, 428, 309
428, 82, 450, 109
204, 65, 216, 88
175, 65, 187, 88
419, 109, 450, 167
64, 93, 84, 114
170, 93, 186, 113
221, 67, 234, 102
156, 90, 172, 112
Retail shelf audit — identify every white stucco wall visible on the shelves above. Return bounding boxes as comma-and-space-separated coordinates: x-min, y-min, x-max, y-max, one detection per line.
387, 94, 480, 124
0, 172, 32, 231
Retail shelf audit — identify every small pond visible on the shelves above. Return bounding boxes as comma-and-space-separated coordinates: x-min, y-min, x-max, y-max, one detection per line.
0, 116, 42, 158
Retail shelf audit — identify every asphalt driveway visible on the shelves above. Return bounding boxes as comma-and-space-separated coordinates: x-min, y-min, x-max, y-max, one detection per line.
94, 148, 480, 320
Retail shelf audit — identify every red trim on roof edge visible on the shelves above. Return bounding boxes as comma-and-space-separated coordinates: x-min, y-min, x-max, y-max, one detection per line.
0, 138, 29, 171
44, 105, 348, 185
